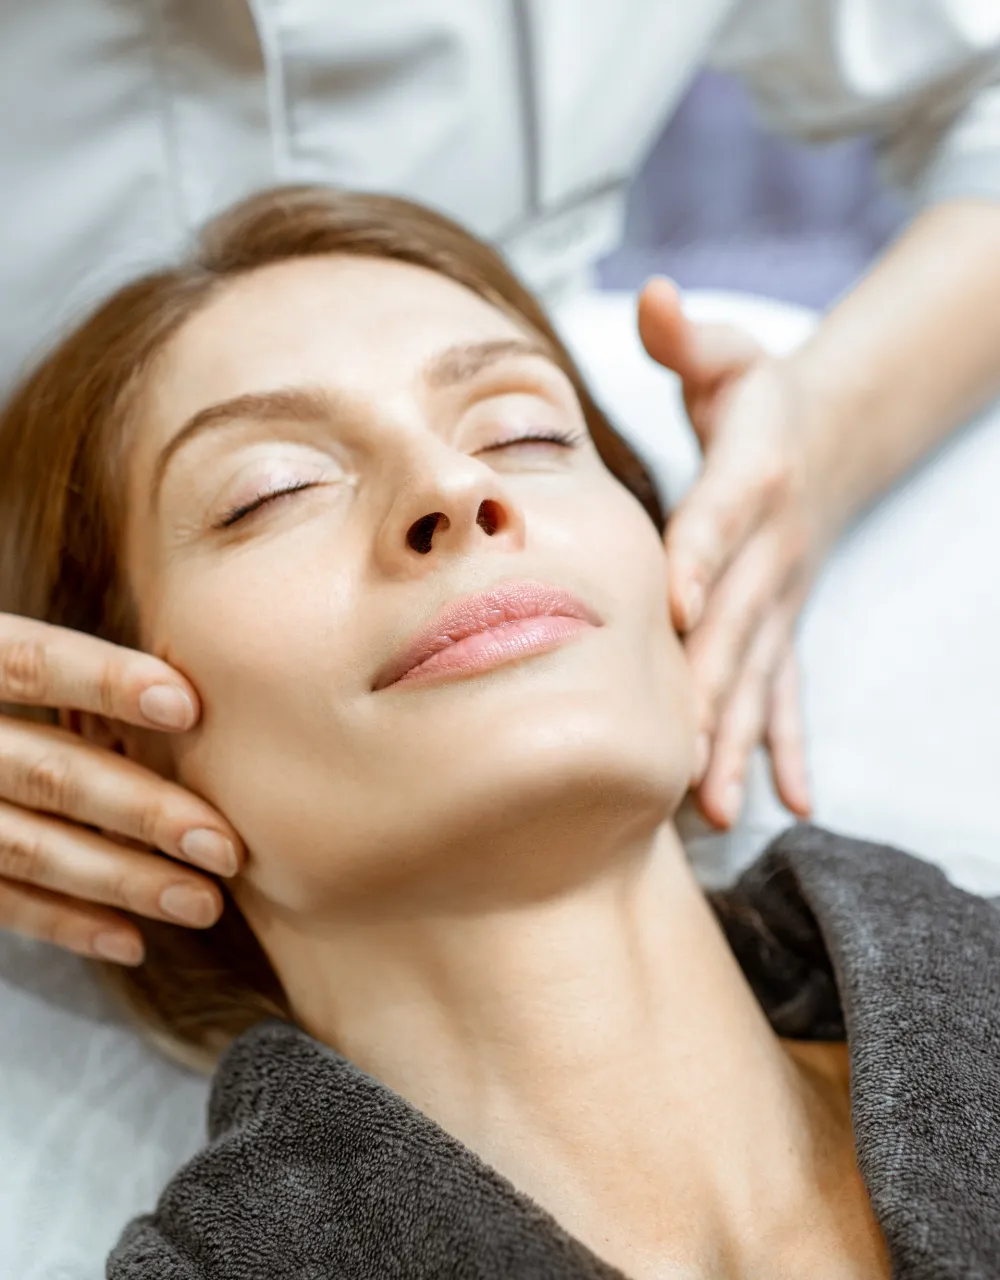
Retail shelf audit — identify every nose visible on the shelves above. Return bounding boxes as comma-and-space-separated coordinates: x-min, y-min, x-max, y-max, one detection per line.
374, 446, 526, 575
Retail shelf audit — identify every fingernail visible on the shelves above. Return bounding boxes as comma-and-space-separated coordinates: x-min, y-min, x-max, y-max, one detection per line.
686, 581, 705, 630
724, 780, 744, 825
179, 828, 237, 877
93, 932, 144, 966
159, 883, 219, 927
694, 733, 711, 783
139, 684, 195, 730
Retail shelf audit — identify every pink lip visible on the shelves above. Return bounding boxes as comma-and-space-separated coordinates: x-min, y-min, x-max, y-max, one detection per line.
373, 581, 602, 690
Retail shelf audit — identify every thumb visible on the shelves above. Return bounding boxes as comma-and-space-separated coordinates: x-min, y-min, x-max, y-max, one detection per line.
639, 277, 763, 389
637, 277, 699, 382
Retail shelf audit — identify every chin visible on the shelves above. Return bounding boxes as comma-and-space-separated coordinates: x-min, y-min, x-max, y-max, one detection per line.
395, 688, 689, 906
229, 645, 694, 914
440, 637, 692, 803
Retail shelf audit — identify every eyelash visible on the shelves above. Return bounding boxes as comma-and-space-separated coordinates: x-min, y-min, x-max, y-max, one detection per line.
217, 479, 316, 529
479, 426, 583, 453
215, 428, 583, 529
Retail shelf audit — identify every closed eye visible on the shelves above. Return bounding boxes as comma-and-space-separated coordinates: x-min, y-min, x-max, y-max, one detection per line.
216, 480, 317, 529
477, 427, 584, 453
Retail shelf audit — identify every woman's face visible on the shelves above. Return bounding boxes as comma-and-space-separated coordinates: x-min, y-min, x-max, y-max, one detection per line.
124, 256, 697, 917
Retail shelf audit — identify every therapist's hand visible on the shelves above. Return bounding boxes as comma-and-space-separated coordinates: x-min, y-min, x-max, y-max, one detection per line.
0, 614, 242, 965
638, 279, 842, 829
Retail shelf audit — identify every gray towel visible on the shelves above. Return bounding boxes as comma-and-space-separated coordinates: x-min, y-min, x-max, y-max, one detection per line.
108, 824, 1000, 1278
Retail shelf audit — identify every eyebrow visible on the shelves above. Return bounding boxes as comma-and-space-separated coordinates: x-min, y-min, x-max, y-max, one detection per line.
150, 336, 554, 505
422, 336, 552, 389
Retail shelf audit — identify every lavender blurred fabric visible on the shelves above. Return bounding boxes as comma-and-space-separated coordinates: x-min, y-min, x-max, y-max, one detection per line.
599, 70, 910, 310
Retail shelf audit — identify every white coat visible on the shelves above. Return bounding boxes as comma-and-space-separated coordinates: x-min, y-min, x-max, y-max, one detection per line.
2, 0, 1000, 393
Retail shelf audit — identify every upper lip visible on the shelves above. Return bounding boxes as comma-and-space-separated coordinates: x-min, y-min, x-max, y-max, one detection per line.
372, 580, 602, 690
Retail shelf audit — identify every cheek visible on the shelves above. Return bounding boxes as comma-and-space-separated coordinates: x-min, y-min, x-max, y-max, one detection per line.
609, 497, 696, 730
598, 479, 695, 730
532, 474, 697, 748
155, 558, 333, 706
554, 472, 674, 639
146, 555, 364, 850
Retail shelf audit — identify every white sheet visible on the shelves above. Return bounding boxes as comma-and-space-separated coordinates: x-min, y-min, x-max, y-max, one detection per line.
2, 288, 998, 1278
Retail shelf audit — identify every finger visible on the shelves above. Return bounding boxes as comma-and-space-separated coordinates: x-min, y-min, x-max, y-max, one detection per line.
0, 716, 241, 875
694, 603, 795, 829
0, 797, 225, 930
0, 877, 145, 965
683, 530, 799, 739
665, 438, 784, 634
766, 650, 812, 818
638, 278, 762, 386
0, 613, 199, 731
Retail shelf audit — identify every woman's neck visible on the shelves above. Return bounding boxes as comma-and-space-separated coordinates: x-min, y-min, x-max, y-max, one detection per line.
241, 821, 886, 1277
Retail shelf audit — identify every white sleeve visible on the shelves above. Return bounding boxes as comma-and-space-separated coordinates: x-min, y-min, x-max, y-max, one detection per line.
708, 0, 1000, 205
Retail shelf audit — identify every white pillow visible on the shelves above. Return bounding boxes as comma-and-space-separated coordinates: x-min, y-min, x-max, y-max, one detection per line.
2, 287, 998, 1278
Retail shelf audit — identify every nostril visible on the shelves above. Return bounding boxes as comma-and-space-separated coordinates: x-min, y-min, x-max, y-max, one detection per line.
407, 512, 447, 554
406, 503, 501, 554
476, 500, 502, 537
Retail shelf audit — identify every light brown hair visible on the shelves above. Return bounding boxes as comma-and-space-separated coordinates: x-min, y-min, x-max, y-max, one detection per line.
0, 185, 664, 1071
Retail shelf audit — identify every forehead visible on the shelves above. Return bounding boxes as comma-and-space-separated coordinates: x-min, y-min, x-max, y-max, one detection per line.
146, 255, 530, 435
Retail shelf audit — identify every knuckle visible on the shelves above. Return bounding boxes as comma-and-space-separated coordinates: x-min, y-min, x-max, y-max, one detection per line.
745, 636, 778, 683
713, 731, 748, 776
0, 825, 44, 884
736, 694, 769, 748
0, 640, 49, 703
47, 914, 94, 956
718, 690, 763, 748
714, 501, 744, 549
741, 625, 784, 691
20, 753, 77, 814
133, 797, 167, 849
106, 867, 141, 914
96, 658, 122, 719
755, 458, 794, 507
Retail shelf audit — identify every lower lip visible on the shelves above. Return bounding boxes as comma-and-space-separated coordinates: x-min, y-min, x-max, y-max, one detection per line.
393, 615, 592, 687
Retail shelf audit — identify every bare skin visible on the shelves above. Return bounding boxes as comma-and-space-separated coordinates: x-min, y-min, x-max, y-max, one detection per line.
1, 202, 997, 962
72, 253, 890, 1276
